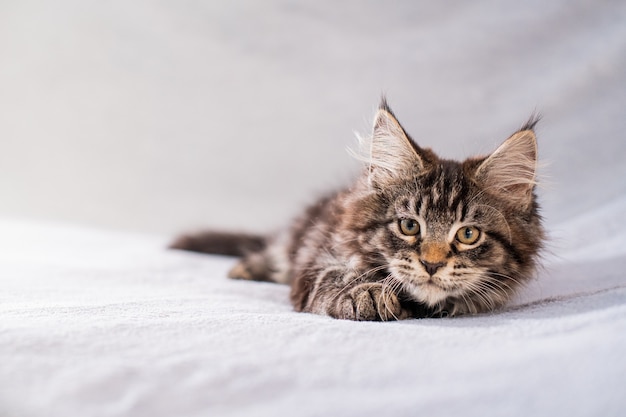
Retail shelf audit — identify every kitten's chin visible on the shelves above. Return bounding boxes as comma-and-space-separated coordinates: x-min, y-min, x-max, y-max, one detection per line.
408, 280, 452, 307
390, 268, 453, 307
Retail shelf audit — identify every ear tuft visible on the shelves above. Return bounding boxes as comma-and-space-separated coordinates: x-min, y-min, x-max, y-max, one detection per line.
378, 95, 393, 115
475, 127, 538, 208
361, 101, 424, 185
519, 113, 541, 132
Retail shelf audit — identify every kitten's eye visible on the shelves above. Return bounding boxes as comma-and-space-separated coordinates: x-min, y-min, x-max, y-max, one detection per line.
456, 226, 481, 245
399, 219, 420, 236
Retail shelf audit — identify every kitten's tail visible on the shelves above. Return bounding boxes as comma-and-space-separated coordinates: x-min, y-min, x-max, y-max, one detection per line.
169, 231, 267, 257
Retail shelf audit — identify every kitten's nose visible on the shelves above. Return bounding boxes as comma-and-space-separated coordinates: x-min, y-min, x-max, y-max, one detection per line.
420, 260, 446, 276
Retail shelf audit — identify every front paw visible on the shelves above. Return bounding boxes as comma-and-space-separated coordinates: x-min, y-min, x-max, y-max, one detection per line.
333, 283, 410, 321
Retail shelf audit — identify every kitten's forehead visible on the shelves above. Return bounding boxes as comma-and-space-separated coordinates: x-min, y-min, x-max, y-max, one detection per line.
391, 161, 475, 228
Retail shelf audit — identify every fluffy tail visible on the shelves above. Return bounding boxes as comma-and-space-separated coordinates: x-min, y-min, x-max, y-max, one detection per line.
169, 231, 267, 257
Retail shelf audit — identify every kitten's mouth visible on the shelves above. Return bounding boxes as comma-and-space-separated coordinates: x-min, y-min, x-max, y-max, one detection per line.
418, 274, 445, 288
391, 266, 456, 305
412, 275, 465, 306
414, 282, 449, 305
423, 279, 441, 288
421, 279, 451, 296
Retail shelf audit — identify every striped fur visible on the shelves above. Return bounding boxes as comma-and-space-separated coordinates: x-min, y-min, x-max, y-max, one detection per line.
172, 100, 544, 321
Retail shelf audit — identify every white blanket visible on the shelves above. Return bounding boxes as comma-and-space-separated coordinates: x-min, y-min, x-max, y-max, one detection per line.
1, 211, 625, 416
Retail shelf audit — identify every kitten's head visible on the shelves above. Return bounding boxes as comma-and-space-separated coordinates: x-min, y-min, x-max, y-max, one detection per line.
347, 100, 544, 316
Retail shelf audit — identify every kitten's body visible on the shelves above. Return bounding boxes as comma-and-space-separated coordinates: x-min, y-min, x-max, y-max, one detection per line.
172, 100, 544, 321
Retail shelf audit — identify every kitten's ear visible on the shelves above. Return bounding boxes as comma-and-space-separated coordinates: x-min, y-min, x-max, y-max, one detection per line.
475, 125, 538, 208
367, 100, 425, 184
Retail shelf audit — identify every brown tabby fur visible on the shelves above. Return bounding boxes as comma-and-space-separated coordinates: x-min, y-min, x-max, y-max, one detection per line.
171, 99, 544, 321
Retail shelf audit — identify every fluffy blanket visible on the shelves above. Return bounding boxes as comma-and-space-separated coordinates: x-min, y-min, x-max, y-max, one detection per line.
1, 210, 625, 416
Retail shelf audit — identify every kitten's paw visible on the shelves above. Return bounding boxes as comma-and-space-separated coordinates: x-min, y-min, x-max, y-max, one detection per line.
227, 253, 275, 283
228, 260, 255, 281
334, 283, 410, 321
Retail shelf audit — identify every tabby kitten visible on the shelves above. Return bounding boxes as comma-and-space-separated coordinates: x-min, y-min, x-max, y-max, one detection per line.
171, 100, 544, 321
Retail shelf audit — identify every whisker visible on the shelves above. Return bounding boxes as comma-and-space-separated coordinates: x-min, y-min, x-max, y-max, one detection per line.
462, 280, 496, 311
378, 274, 400, 321
330, 264, 390, 303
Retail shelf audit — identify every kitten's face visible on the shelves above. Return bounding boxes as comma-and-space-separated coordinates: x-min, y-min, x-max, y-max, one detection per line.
381, 162, 540, 314
350, 102, 543, 315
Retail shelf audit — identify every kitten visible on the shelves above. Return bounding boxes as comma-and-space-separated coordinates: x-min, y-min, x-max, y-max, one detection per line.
171, 99, 544, 321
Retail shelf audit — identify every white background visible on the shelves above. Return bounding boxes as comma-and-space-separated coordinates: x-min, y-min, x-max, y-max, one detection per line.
2, 0, 625, 237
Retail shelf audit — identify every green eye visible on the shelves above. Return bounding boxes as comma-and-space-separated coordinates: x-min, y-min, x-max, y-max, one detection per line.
456, 226, 481, 245
399, 219, 420, 236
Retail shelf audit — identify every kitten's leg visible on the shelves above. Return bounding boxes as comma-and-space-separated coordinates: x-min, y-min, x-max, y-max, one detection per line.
228, 250, 279, 283
292, 268, 411, 321
228, 236, 291, 284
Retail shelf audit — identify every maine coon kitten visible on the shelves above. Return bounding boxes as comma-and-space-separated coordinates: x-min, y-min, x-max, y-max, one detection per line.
171, 100, 544, 321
